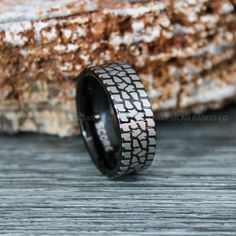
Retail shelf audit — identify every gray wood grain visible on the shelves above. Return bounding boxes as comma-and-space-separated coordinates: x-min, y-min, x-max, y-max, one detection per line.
0, 107, 236, 236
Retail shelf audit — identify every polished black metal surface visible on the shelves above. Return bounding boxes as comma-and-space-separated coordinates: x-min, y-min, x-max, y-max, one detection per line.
76, 62, 157, 178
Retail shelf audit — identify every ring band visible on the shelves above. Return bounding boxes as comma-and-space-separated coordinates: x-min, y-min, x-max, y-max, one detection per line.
76, 62, 157, 178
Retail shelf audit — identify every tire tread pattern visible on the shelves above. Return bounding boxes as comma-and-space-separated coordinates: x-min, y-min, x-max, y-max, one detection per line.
90, 62, 157, 178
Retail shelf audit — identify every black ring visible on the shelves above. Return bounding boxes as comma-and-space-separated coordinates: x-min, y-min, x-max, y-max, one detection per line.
76, 62, 157, 178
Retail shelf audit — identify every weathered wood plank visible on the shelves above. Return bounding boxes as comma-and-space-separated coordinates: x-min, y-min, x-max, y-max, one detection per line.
0, 107, 235, 235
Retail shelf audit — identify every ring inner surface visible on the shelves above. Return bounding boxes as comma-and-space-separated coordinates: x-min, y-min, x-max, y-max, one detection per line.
79, 76, 120, 171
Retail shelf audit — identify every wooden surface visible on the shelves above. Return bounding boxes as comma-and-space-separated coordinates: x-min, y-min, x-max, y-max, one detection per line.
0, 107, 236, 235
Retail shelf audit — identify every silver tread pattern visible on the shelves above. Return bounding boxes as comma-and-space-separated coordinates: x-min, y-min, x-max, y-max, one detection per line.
90, 62, 157, 178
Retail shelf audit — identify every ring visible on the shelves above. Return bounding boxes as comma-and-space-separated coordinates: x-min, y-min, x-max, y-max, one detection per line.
76, 62, 157, 178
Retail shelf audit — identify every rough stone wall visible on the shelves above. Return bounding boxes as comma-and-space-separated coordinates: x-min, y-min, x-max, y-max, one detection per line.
0, 0, 236, 136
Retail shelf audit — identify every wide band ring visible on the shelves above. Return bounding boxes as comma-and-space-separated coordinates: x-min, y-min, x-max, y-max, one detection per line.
76, 62, 157, 178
